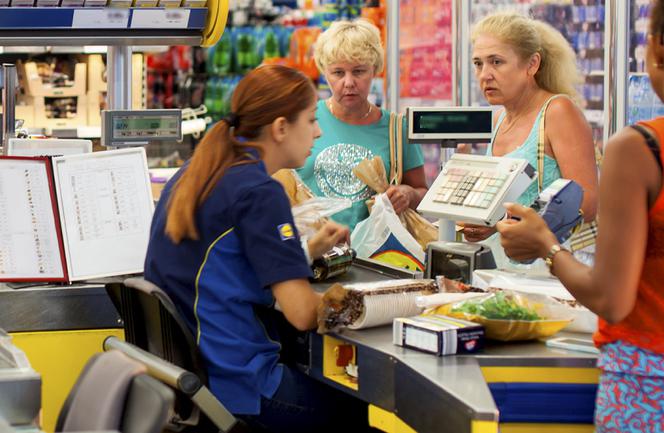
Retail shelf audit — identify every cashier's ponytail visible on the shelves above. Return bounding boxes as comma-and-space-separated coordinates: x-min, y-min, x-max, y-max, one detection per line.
165, 65, 316, 243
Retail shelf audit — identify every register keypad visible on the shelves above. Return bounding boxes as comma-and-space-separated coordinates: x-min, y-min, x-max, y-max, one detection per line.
433, 167, 506, 209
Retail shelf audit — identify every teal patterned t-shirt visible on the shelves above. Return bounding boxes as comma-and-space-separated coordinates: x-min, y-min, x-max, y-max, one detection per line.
296, 100, 424, 230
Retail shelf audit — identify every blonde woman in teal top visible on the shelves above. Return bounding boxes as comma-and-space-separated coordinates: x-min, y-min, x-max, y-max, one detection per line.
461, 12, 598, 267
297, 19, 426, 230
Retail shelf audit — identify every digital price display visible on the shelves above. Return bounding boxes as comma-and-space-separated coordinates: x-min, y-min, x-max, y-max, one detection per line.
407, 107, 493, 143
103, 109, 182, 147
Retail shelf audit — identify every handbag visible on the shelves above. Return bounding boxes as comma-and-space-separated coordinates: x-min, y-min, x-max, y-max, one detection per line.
537, 97, 599, 252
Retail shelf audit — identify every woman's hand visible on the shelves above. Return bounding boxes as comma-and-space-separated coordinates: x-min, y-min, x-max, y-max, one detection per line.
386, 185, 415, 214
496, 203, 558, 262
307, 221, 350, 259
458, 223, 496, 242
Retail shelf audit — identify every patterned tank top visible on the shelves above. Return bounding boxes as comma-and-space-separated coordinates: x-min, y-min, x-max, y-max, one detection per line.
487, 95, 564, 205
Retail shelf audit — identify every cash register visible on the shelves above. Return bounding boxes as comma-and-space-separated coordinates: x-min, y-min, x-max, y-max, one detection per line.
408, 106, 537, 282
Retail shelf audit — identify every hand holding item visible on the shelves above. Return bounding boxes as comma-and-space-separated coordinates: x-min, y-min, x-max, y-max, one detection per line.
307, 221, 350, 259
496, 203, 558, 262
459, 223, 496, 242
386, 184, 413, 214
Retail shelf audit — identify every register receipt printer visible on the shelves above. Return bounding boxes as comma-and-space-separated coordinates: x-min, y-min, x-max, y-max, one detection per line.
425, 241, 496, 283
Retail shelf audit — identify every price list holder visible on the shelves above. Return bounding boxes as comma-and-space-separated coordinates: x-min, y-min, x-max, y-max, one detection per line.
0, 148, 154, 285
0, 157, 68, 282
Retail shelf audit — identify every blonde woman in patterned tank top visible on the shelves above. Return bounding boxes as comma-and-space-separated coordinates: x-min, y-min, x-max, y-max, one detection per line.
460, 12, 598, 249
497, 3, 664, 431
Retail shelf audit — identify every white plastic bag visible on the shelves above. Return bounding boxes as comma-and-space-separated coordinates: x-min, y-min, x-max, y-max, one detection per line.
291, 197, 352, 238
351, 193, 425, 271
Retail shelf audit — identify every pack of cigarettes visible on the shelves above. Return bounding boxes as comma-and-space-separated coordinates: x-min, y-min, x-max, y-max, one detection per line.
133, 0, 158, 6
393, 315, 485, 356
10, 0, 35, 6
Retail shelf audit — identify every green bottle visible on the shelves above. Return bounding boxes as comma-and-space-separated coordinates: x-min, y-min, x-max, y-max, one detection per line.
263, 29, 280, 60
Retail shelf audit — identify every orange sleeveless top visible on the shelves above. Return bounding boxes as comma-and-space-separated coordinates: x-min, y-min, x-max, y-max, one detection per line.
593, 117, 664, 354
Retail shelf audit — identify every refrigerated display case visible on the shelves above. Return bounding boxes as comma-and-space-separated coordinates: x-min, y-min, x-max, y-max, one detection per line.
465, 0, 609, 149
625, 0, 664, 126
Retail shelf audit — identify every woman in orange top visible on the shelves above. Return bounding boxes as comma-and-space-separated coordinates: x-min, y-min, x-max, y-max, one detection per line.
495, 2, 664, 431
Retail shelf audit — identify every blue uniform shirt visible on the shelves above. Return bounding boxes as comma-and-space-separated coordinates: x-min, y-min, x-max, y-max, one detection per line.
144, 155, 312, 415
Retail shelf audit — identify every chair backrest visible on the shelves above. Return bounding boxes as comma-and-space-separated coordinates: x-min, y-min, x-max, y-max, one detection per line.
56, 350, 173, 433
106, 278, 239, 432
105, 278, 207, 384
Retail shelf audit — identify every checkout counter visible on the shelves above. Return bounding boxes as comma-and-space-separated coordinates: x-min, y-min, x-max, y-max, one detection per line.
0, 269, 599, 433
308, 260, 598, 433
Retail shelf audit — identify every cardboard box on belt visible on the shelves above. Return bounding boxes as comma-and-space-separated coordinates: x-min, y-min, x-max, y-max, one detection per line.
393, 314, 485, 356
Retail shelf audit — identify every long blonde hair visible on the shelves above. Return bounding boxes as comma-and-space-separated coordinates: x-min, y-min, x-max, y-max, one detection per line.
165, 65, 316, 243
472, 12, 581, 100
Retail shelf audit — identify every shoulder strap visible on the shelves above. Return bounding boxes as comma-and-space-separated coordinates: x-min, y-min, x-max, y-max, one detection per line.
630, 124, 663, 174
536, 95, 566, 192
388, 112, 404, 185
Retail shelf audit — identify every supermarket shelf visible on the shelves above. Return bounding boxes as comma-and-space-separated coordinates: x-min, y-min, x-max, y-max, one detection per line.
0, 45, 168, 54
584, 109, 604, 125
0, 7, 207, 46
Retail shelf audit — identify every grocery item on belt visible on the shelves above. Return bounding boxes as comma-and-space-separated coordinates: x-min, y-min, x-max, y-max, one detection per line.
432, 290, 573, 341
317, 279, 438, 333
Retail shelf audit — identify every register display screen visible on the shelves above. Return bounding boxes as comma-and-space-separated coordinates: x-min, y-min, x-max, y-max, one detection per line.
413, 111, 493, 134
112, 115, 180, 139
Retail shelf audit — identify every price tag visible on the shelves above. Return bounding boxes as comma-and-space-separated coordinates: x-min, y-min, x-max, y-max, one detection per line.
72, 9, 130, 29
130, 9, 191, 29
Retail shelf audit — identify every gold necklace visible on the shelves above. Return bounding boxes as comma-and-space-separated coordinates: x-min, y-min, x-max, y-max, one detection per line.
499, 113, 524, 135
500, 95, 546, 135
327, 99, 373, 121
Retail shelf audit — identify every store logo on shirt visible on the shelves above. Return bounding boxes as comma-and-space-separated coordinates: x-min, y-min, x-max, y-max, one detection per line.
278, 223, 295, 241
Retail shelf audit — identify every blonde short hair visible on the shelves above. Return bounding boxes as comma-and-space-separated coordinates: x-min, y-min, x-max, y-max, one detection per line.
472, 12, 581, 100
314, 19, 384, 74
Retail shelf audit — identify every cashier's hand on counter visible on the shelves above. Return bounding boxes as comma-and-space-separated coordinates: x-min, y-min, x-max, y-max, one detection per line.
307, 221, 350, 259
459, 222, 496, 243
496, 203, 558, 261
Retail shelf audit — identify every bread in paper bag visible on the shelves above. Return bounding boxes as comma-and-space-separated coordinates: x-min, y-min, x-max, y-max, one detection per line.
352, 156, 437, 250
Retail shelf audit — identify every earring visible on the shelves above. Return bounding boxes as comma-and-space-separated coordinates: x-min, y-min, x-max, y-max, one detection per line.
654, 62, 664, 69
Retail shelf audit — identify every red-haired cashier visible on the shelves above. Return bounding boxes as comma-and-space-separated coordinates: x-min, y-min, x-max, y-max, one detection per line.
144, 155, 372, 432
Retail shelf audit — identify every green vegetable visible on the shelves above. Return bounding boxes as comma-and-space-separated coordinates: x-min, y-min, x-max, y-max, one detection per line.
452, 292, 541, 321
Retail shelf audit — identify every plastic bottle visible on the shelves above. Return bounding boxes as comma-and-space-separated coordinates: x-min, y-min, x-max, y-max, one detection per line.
263, 28, 281, 60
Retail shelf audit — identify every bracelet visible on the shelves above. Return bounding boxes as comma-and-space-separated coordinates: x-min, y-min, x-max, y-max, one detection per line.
544, 244, 569, 270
